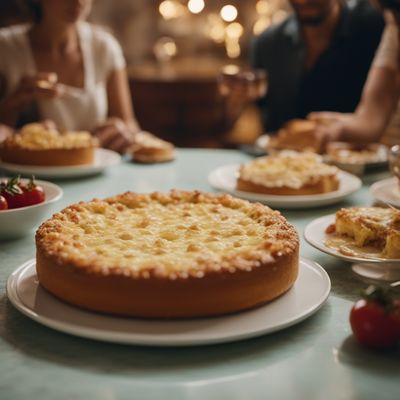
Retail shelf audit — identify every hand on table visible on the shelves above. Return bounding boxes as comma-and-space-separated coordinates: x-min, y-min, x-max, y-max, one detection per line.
92, 118, 136, 153
308, 111, 351, 149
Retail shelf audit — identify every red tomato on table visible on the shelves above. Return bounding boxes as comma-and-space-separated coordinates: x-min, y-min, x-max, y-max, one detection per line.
350, 286, 400, 349
0, 195, 8, 210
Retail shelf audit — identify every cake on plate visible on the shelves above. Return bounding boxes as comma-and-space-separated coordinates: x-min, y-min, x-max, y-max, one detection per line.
36, 190, 299, 318
0, 123, 98, 166
326, 142, 387, 165
130, 131, 175, 163
237, 151, 340, 196
268, 119, 324, 154
325, 206, 400, 259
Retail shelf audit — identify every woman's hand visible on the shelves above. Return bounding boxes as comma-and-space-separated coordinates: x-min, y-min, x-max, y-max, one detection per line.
92, 117, 136, 153
308, 111, 351, 147
9, 72, 61, 104
0, 72, 63, 126
0, 124, 13, 142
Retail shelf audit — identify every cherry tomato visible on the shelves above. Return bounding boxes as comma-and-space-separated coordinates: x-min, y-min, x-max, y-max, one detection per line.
21, 184, 45, 206
0, 195, 8, 210
350, 292, 400, 349
0, 176, 45, 209
1, 184, 26, 209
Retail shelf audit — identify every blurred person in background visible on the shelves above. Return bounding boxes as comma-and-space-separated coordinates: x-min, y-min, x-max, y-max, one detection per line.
251, 0, 384, 133
309, 0, 400, 145
0, 0, 145, 153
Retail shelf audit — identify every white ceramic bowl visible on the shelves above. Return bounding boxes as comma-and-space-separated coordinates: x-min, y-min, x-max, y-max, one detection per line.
0, 179, 63, 239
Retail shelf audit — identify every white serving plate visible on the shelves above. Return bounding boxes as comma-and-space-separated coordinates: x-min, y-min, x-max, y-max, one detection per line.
208, 164, 361, 209
7, 258, 330, 347
0, 148, 121, 179
304, 214, 400, 281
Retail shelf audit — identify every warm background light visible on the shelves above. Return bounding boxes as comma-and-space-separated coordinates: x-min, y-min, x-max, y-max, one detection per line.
159, 0, 185, 20
154, 1, 290, 60
225, 22, 243, 39
153, 37, 178, 62
207, 13, 226, 43
187, 0, 205, 14
220, 5, 238, 22
256, 0, 270, 15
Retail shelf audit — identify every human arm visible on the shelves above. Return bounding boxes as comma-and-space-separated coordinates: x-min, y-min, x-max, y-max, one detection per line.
0, 123, 13, 142
309, 17, 400, 144
106, 67, 141, 134
0, 72, 62, 127
92, 67, 143, 153
309, 66, 400, 143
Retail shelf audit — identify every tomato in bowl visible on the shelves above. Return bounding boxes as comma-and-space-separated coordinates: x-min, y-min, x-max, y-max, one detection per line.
0, 177, 63, 239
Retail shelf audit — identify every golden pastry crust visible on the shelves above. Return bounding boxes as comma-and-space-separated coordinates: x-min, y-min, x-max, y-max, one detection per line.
0, 123, 98, 166
327, 206, 400, 258
237, 151, 340, 196
269, 119, 323, 153
131, 131, 175, 163
36, 190, 299, 318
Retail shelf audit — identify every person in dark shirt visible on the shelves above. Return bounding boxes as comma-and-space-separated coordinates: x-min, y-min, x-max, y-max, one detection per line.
251, 0, 384, 132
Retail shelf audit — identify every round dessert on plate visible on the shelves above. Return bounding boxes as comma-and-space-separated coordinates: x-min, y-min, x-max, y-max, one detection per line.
237, 151, 340, 196
268, 119, 324, 154
130, 131, 175, 163
0, 123, 98, 166
36, 190, 299, 318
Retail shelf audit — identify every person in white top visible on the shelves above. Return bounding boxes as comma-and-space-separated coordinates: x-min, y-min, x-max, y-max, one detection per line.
308, 0, 400, 144
0, 0, 143, 153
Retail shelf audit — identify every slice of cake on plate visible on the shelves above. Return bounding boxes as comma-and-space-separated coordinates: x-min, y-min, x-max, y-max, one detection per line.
326, 206, 400, 259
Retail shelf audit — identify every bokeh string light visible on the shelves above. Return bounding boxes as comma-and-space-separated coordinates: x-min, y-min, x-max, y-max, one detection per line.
158, 0, 289, 59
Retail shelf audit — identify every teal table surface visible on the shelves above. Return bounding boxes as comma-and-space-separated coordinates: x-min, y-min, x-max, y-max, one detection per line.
0, 149, 399, 400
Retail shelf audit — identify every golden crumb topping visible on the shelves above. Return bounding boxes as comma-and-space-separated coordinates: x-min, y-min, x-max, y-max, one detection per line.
36, 191, 298, 278
134, 131, 174, 150
6, 123, 98, 150
329, 206, 400, 258
239, 151, 338, 189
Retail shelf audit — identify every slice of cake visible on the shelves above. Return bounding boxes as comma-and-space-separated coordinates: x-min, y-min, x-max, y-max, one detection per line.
269, 119, 323, 154
36, 190, 299, 318
326, 207, 400, 258
0, 123, 98, 166
237, 151, 340, 195
130, 131, 175, 163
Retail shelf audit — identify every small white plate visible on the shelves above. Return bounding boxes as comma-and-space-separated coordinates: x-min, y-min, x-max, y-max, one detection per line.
7, 258, 330, 347
324, 143, 388, 176
370, 177, 400, 208
0, 179, 63, 239
208, 164, 361, 209
304, 214, 400, 280
0, 148, 121, 179
254, 138, 388, 176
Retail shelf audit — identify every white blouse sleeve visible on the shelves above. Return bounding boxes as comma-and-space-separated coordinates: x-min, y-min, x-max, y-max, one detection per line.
372, 24, 399, 71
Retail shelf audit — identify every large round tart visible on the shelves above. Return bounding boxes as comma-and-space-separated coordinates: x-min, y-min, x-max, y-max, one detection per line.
0, 123, 97, 166
36, 191, 299, 318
